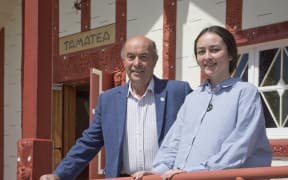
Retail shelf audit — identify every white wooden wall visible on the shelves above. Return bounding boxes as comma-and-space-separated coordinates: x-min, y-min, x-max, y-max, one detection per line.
3, 0, 22, 179
127, 0, 164, 79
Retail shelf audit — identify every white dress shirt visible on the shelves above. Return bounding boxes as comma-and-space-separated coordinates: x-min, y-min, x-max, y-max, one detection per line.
122, 79, 158, 174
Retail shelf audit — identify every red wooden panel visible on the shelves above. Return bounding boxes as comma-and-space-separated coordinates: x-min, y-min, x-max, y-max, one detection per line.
18, 0, 53, 179
163, 0, 177, 80
81, 0, 91, 31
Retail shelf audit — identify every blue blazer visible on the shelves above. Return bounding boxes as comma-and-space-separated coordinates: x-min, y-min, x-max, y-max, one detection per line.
54, 76, 192, 179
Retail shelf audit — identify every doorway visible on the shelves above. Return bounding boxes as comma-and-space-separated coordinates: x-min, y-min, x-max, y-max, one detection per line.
52, 69, 113, 179
52, 82, 90, 180
75, 84, 90, 179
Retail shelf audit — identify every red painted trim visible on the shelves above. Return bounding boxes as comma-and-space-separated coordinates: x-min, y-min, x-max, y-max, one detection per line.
226, 0, 288, 46
52, 0, 59, 56
22, 0, 53, 139
226, 0, 242, 32
163, 0, 176, 80
235, 22, 288, 46
0, 27, 4, 180
52, 0, 60, 85
19, 0, 54, 179
221, 0, 243, 85
37, 0, 53, 138
22, 0, 38, 138
81, 0, 91, 31
114, 0, 127, 84
115, 0, 127, 43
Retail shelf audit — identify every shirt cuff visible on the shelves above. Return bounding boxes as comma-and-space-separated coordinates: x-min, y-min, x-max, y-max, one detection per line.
185, 163, 209, 172
53, 169, 68, 180
152, 164, 171, 174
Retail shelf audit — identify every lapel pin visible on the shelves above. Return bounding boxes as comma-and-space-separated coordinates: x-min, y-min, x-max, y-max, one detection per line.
160, 97, 165, 102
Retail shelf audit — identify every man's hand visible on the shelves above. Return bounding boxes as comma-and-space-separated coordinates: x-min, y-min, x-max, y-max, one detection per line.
132, 171, 156, 180
39, 174, 60, 180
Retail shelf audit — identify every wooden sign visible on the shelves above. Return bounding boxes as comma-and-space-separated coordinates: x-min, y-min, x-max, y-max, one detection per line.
59, 23, 115, 55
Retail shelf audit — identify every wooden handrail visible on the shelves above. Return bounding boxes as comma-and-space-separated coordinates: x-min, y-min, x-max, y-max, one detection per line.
97, 166, 288, 180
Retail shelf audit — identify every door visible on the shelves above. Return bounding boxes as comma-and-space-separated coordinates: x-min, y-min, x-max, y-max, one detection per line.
89, 68, 105, 179
52, 84, 63, 169
51, 68, 113, 179
52, 84, 77, 169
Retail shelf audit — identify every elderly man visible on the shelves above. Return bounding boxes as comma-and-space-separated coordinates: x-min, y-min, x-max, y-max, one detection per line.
40, 36, 192, 179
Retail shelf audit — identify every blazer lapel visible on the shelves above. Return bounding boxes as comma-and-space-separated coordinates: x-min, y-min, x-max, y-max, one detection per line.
154, 77, 167, 143
116, 85, 128, 147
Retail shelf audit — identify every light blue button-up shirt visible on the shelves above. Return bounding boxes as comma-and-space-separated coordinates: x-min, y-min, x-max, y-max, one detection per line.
152, 78, 272, 173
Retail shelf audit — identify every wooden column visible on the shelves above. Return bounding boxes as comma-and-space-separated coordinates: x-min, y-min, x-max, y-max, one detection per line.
163, 0, 177, 80
81, 0, 91, 32
17, 0, 53, 179
0, 28, 4, 180
226, 0, 242, 32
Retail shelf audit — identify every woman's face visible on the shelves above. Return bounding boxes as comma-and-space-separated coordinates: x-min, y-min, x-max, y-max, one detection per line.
195, 32, 231, 86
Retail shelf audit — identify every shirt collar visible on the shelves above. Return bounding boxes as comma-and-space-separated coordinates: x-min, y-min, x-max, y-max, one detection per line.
201, 78, 240, 93
127, 78, 155, 98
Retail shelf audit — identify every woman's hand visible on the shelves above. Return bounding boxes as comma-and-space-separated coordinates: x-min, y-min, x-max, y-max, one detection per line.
161, 169, 185, 180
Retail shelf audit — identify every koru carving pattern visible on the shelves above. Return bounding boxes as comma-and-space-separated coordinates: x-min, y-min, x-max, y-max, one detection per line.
17, 140, 33, 180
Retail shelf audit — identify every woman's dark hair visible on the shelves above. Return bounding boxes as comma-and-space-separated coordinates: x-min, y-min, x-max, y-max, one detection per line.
194, 26, 238, 74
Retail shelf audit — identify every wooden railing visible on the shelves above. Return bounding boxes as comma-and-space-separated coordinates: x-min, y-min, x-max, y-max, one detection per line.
97, 166, 288, 180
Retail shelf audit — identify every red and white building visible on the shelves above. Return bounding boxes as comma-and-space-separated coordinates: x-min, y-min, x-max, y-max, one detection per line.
0, 0, 287, 179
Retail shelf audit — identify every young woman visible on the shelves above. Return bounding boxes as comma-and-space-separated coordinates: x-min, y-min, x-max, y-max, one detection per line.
133, 26, 272, 180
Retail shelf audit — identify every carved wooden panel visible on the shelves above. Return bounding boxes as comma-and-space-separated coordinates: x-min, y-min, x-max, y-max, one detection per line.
270, 139, 288, 157
17, 139, 52, 180
17, 140, 33, 180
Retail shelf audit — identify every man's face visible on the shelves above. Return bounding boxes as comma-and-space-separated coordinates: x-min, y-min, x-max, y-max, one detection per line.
122, 37, 157, 87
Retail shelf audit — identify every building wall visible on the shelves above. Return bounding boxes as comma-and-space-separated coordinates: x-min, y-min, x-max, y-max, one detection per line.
59, 0, 81, 37
90, 0, 116, 29
3, 1, 22, 179
127, 0, 164, 79
242, 0, 287, 29
176, 0, 226, 88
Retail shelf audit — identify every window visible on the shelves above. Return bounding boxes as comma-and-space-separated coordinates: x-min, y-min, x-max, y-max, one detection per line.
234, 40, 288, 138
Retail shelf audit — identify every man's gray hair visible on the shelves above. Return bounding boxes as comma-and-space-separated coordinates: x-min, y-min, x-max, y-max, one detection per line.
120, 39, 158, 60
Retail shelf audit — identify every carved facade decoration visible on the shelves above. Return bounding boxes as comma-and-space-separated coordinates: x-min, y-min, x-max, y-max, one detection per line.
113, 62, 126, 86
270, 140, 288, 157
272, 144, 288, 157
17, 140, 33, 180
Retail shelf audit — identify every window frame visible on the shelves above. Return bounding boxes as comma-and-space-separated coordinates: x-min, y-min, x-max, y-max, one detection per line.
238, 39, 288, 139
